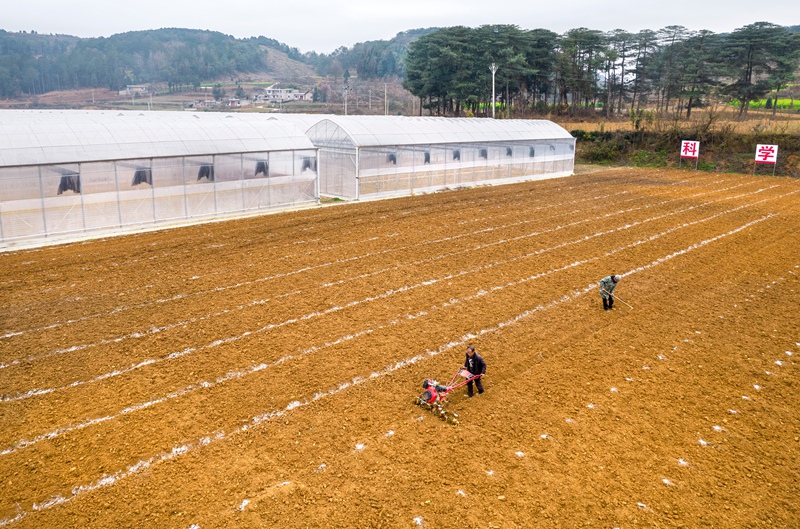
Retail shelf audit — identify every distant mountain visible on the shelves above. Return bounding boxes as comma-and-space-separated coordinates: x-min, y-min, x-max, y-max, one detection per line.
0, 30, 80, 97
308, 28, 438, 79
0, 28, 274, 97
0, 27, 433, 99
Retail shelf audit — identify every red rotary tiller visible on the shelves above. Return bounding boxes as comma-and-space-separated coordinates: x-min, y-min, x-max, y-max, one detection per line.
413, 367, 483, 424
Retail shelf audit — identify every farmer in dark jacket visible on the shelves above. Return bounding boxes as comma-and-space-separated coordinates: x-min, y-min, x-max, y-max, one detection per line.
464, 345, 486, 397
599, 274, 621, 311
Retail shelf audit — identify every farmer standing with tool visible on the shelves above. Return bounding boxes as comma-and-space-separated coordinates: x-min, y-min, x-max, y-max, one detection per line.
599, 274, 621, 311
464, 345, 486, 397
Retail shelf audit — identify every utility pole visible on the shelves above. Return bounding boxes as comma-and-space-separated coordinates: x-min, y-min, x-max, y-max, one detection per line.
490, 63, 498, 118
384, 83, 388, 115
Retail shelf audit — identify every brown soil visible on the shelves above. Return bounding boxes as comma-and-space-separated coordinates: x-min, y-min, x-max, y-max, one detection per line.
0, 87, 195, 111
0, 88, 119, 109
0, 168, 798, 529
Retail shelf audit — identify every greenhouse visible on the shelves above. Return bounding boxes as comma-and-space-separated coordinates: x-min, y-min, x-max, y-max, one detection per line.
0, 111, 575, 248
0, 110, 318, 247
286, 116, 575, 200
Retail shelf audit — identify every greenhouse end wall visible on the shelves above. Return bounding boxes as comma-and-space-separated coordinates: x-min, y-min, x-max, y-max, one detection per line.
0, 150, 318, 246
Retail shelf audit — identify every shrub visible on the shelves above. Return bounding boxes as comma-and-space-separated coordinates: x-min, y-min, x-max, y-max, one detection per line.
697, 160, 717, 171
632, 149, 668, 168
571, 129, 589, 140
582, 138, 625, 163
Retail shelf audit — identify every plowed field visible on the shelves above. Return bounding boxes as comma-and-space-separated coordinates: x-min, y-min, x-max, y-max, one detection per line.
1, 168, 798, 528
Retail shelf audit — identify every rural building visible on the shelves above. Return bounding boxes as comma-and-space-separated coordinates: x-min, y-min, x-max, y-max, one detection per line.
185, 99, 221, 109
255, 86, 312, 104
118, 84, 149, 96
0, 110, 318, 248
271, 115, 575, 200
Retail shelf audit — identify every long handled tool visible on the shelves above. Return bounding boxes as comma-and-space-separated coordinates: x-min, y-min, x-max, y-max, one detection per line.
602, 288, 634, 309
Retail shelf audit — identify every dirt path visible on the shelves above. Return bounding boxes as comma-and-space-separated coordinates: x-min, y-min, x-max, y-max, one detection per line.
0, 168, 798, 528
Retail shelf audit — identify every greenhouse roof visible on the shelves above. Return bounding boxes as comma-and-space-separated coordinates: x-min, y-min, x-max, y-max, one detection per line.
0, 110, 315, 168
304, 116, 574, 148
267, 113, 334, 131
0, 111, 573, 168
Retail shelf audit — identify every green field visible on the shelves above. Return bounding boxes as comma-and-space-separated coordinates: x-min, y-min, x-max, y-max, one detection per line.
734, 98, 797, 110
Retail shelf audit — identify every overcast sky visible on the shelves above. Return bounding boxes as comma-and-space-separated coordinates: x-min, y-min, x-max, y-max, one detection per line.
5, 0, 799, 53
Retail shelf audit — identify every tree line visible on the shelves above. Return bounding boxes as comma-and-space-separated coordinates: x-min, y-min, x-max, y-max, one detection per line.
310, 28, 436, 80
0, 28, 270, 98
403, 23, 800, 118
1, 22, 798, 116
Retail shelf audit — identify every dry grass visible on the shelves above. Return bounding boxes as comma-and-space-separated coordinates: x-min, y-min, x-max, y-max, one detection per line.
557, 106, 800, 135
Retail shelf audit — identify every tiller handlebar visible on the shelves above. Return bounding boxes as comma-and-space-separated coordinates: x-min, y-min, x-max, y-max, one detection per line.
419, 368, 482, 404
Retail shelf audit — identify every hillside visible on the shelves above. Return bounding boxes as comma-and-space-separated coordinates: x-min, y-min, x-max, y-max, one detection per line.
0, 27, 428, 103
262, 47, 318, 85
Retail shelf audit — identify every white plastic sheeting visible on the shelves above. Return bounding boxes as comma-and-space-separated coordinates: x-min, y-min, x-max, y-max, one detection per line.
308, 116, 573, 147
299, 116, 575, 199
0, 111, 318, 247
0, 111, 576, 247
0, 110, 315, 167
